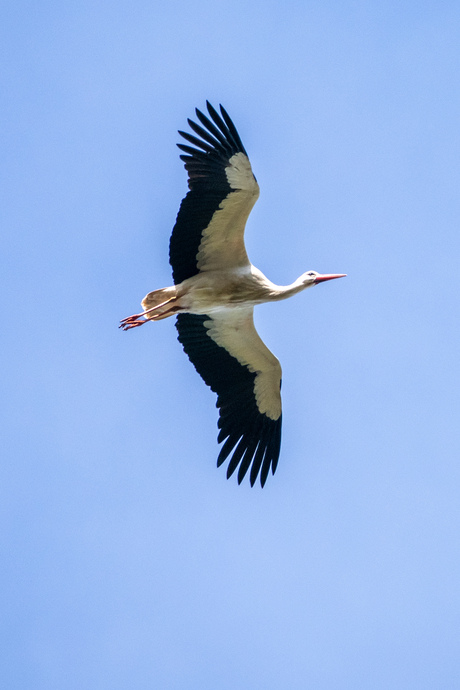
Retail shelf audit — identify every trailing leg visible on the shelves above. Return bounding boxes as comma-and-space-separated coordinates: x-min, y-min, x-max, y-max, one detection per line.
119, 286, 180, 331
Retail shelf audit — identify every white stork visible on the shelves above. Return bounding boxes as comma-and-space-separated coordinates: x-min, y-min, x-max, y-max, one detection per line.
120, 102, 345, 487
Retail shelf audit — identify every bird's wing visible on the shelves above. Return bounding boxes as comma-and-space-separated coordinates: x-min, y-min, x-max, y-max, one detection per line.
169, 102, 260, 285
176, 309, 282, 487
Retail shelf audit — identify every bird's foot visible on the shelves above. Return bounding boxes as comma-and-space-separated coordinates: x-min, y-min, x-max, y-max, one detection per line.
119, 313, 149, 331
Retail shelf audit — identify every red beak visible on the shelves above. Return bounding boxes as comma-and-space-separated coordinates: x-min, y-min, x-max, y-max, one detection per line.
314, 273, 347, 283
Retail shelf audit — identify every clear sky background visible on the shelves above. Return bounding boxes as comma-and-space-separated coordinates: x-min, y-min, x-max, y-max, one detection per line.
2, 1, 460, 688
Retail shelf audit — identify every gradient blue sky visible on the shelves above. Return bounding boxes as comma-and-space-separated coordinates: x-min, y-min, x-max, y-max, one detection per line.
2, 1, 460, 688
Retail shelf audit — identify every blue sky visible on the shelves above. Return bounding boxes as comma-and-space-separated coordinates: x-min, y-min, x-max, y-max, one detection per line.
2, 1, 460, 688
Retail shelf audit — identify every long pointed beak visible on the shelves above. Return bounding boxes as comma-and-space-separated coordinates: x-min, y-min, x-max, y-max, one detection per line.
314, 273, 347, 283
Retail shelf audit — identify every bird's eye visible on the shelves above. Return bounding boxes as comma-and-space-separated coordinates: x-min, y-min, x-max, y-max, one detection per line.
307, 272, 315, 277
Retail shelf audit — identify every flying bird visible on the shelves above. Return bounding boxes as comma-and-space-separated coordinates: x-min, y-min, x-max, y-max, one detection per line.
120, 102, 345, 487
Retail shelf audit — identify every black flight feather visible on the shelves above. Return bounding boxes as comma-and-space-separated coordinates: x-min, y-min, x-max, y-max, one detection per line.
169, 102, 250, 284
176, 313, 282, 487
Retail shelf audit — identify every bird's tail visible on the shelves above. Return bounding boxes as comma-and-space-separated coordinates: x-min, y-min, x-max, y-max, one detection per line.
141, 286, 180, 321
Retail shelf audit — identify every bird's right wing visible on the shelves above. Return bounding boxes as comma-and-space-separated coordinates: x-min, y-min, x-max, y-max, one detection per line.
169, 102, 260, 285
176, 309, 282, 487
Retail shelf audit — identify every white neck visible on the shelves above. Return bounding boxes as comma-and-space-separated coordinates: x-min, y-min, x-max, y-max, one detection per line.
268, 276, 311, 302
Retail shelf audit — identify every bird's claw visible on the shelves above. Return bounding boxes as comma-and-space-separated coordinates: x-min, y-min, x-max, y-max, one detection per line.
119, 313, 148, 331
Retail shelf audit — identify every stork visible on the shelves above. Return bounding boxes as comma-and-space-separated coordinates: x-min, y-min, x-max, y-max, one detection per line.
120, 102, 345, 487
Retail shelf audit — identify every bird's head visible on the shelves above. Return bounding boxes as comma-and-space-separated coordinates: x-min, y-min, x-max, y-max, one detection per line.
299, 271, 347, 288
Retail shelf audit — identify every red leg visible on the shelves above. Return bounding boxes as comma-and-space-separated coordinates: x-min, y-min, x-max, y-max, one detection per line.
119, 300, 182, 331
119, 313, 149, 330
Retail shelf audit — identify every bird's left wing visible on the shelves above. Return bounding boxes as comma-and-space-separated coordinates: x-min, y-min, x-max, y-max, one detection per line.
176, 309, 282, 487
169, 102, 260, 284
